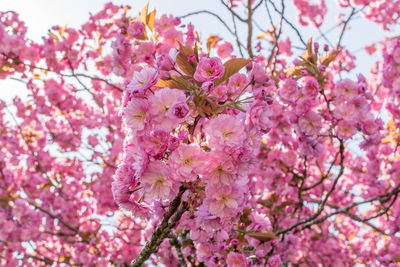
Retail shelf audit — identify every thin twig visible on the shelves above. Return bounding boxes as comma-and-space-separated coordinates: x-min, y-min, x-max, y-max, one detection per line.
219, 0, 246, 22
336, 7, 357, 49
17, 60, 122, 92
265, 0, 285, 74
276, 140, 345, 235
231, 13, 245, 57
299, 184, 400, 231
267, 0, 307, 47
252, 0, 264, 11
317, 28, 333, 48
180, 10, 235, 36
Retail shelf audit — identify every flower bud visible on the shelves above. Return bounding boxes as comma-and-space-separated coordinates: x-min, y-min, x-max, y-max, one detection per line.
170, 101, 189, 119
201, 81, 214, 93
314, 42, 319, 51
188, 54, 196, 64
156, 53, 175, 72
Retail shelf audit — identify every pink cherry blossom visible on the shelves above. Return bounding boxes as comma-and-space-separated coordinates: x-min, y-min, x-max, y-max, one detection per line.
205, 114, 247, 151
334, 78, 359, 101
156, 48, 178, 79
141, 161, 176, 200
216, 40, 233, 59
250, 63, 270, 85
227, 252, 247, 267
205, 184, 244, 218
127, 67, 159, 97
194, 57, 225, 82
138, 130, 169, 158
203, 152, 237, 185
247, 100, 274, 132
297, 111, 323, 136
279, 78, 299, 103
337, 120, 356, 139
123, 98, 150, 132
168, 144, 205, 182
168, 101, 189, 119
149, 87, 188, 131
128, 21, 144, 38
228, 73, 249, 97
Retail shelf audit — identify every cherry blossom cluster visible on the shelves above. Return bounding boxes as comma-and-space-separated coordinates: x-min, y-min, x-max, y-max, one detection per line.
291, 0, 400, 30
2, 1, 400, 266
112, 15, 388, 265
0, 4, 149, 266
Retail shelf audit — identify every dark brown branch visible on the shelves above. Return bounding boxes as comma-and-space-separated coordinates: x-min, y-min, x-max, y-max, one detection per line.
67, 60, 104, 109
9, 77, 28, 84
189, 115, 201, 136
131, 186, 188, 267
310, 200, 387, 235
299, 184, 400, 231
219, 0, 246, 22
303, 150, 340, 191
4, 106, 55, 184
276, 140, 345, 235
169, 234, 187, 267
73, 72, 122, 92
317, 28, 333, 48
252, 0, 264, 11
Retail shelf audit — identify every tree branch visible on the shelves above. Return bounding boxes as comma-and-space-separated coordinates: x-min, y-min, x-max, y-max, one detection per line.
276, 140, 345, 235
336, 7, 356, 49
169, 234, 187, 267
131, 185, 188, 267
219, 0, 247, 22
299, 184, 400, 231
267, 0, 307, 47
247, 0, 254, 58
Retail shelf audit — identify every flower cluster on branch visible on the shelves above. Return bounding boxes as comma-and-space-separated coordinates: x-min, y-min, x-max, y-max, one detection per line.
1, 1, 400, 266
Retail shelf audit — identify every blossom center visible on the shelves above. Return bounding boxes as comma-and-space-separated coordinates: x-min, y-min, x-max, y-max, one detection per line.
156, 176, 164, 184
221, 194, 228, 202
133, 112, 145, 120
222, 130, 233, 138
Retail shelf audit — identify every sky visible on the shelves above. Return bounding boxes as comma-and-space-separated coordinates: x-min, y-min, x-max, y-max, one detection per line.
0, 0, 395, 103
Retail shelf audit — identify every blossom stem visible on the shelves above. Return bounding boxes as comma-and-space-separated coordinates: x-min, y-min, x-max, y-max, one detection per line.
233, 79, 254, 103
